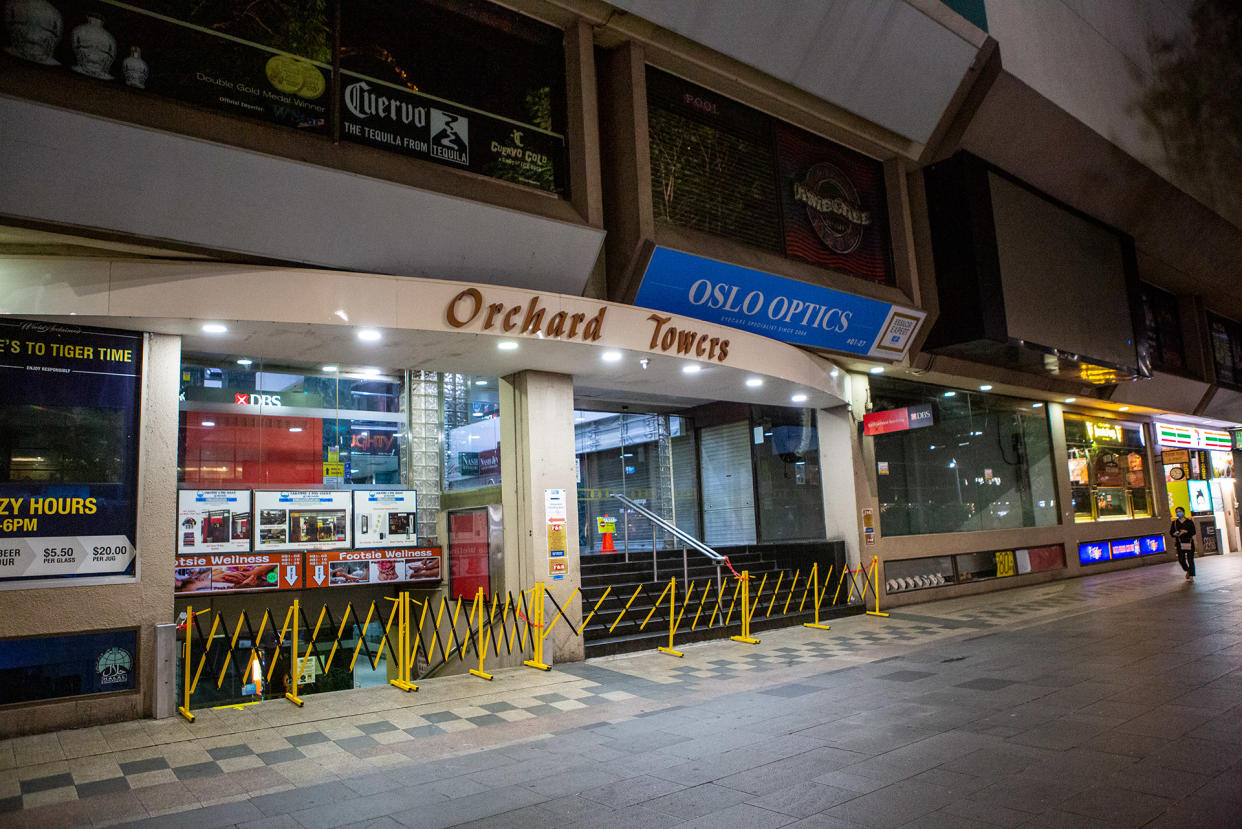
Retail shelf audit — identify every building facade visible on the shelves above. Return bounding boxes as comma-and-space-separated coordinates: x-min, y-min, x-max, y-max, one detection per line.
1, 0, 1239, 734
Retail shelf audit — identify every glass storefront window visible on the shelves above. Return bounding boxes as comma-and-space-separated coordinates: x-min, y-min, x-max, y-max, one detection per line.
179, 357, 404, 487
1064, 416, 1152, 522
871, 378, 1059, 536
751, 405, 825, 542
442, 375, 500, 492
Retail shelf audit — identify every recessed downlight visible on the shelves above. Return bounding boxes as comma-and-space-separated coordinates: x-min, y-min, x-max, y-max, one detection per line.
289, 427, 303, 433
830, 368, 840, 378
979, 384, 993, 391
201, 420, 215, 427
791, 393, 808, 403
943, 391, 956, 398
357, 328, 382, 342
474, 379, 487, 386
601, 351, 622, 362
201, 323, 227, 334
745, 378, 763, 388
682, 365, 702, 374
1032, 403, 1044, 408
1118, 406, 1130, 411
363, 367, 381, 377
1064, 397, 1077, 404
236, 358, 253, 366
322, 365, 338, 373
869, 366, 884, 375
497, 340, 518, 351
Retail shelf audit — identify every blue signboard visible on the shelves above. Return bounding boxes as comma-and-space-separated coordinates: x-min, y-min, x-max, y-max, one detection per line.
635, 247, 924, 358
1139, 535, 1166, 555
0, 629, 137, 705
0, 320, 141, 583
1078, 541, 1109, 565
1109, 538, 1139, 559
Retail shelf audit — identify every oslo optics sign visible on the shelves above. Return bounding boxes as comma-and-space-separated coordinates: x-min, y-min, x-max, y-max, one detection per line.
634, 247, 924, 359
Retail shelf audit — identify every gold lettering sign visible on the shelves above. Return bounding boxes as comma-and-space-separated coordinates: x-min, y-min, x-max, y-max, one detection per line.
445, 289, 605, 343
646, 314, 730, 362
1089, 422, 1122, 442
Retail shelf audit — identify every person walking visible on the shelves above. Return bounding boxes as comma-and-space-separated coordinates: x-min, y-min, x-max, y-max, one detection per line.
1171, 507, 1197, 580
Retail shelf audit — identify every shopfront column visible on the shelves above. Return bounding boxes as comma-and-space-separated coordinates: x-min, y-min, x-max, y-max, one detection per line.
499, 371, 584, 663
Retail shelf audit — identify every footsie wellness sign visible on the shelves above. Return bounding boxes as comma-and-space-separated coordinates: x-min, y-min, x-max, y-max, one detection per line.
0, 319, 141, 584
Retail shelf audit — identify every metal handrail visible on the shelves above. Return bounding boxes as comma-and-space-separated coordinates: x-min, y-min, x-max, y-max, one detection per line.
610, 493, 725, 589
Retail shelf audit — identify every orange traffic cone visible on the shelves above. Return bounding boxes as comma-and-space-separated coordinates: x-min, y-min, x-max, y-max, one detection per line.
601, 530, 616, 553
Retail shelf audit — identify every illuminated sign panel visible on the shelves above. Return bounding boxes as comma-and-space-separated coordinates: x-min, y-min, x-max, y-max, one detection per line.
1156, 422, 1230, 450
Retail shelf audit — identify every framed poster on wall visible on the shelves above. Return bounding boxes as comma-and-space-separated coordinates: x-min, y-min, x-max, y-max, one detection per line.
0, 320, 142, 585
352, 490, 417, 548
253, 491, 351, 551
177, 490, 251, 554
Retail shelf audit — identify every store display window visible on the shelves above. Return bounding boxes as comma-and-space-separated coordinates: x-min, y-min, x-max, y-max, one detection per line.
884, 545, 1065, 593
178, 357, 404, 488
870, 378, 1058, 537
443, 375, 501, 492
1064, 416, 1152, 522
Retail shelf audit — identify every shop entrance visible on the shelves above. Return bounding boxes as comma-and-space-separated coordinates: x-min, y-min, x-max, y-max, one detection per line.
574, 411, 699, 556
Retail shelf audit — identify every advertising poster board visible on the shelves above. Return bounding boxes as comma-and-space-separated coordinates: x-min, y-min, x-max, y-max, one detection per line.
352, 490, 417, 548
305, 547, 441, 588
254, 491, 351, 551
174, 552, 302, 595
0, 320, 141, 584
1188, 479, 1213, 514
0, 629, 138, 705
177, 490, 252, 554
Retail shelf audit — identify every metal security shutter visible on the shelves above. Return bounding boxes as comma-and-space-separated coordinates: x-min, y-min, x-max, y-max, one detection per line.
699, 421, 756, 547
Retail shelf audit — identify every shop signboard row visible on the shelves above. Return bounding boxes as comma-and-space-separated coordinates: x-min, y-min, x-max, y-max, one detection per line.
174, 547, 440, 595
863, 404, 935, 436
1155, 422, 1231, 451
178, 489, 417, 555
1077, 535, 1167, 566
635, 247, 925, 360
0, 319, 142, 586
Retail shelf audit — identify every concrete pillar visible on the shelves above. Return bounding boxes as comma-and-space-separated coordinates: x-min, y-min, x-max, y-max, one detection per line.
499, 371, 583, 663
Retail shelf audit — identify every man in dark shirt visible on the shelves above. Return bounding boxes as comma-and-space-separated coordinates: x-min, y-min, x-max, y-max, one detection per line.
1170, 507, 1197, 580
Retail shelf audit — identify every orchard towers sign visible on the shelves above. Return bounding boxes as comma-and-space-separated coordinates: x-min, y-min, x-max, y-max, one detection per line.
634, 247, 924, 360
443, 289, 731, 362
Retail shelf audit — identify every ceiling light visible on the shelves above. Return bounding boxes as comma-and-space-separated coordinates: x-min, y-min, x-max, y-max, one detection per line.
322, 365, 338, 373
745, 378, 763, 388
830, 368, 840, 378
475, 379, 487, 386
943, 391, 956, 398
201, 323, 227, 334
363, 368, 381, 377
236, 358, 252, 366
791, 393, 808, 403
682, 365, 702, 374
1064, 397, 1077, 404
602, 351, 622, 362
289, 427, 303, 433
497, 341, 518, 351
201, 420, 215, 427
1119, 406, 1130, 411
1032, 403, 1044, 408
979, 384, 993, 391
869, 366, 884, 375
357, 328, 381, 342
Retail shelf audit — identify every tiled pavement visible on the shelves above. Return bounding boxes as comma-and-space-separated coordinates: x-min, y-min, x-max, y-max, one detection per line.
4, 555, 1242, 827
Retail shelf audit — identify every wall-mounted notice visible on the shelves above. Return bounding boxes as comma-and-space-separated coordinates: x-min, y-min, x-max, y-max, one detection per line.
0, 320, 142, 585
352, 490, 417, 548
254, 491, 351, 551
305, 547, 441, 587
177, 490, 251, 554
174, 552, 302, 595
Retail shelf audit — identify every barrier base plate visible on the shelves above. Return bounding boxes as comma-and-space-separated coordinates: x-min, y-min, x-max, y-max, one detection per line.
730, 635, 760, 644
284, 692, 305, 707
657, 646, 684, 658
177, 706, 196, 723
866, 611, 890, 617
803, 623, 831, 630
469, 669, 494, 681
523, 659, 551, 671
389, 679, 418, 692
